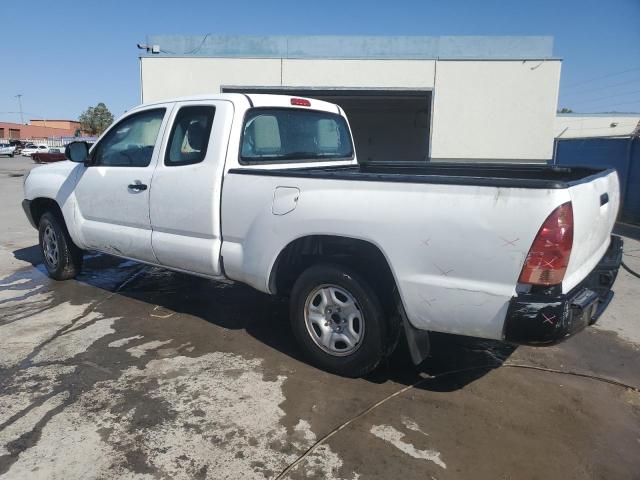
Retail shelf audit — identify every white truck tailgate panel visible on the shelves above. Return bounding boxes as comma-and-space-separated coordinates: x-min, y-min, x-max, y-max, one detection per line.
563, 171, 620, 293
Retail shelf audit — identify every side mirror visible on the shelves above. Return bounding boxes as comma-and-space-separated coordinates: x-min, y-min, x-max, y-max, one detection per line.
65, 141, 89, 163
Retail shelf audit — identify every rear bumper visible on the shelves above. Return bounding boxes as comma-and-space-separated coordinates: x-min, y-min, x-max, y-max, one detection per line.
503, 235, 623, 345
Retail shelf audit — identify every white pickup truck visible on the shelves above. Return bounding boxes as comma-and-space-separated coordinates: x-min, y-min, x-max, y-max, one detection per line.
22, 93, 623, 376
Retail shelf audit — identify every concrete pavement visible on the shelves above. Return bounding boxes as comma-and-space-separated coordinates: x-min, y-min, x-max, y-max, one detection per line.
1, 156, 639, 479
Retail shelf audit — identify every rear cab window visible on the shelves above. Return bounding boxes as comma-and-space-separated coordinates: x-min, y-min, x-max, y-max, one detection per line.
240, 108, 353, 164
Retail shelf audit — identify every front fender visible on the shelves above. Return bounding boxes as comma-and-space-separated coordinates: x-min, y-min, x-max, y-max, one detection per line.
23, 161, 84, 246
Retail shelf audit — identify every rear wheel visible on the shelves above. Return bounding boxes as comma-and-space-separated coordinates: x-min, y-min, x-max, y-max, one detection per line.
38, 211, 83, 280
290, 263, 387, 377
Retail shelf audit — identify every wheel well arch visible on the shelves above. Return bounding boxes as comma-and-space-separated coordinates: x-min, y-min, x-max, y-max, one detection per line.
29, 197, 63, 226
269, 235, 400, 311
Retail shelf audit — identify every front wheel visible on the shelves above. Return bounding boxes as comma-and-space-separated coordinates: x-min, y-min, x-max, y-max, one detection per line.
289, 263, 388, 377
38, 211, 83, 280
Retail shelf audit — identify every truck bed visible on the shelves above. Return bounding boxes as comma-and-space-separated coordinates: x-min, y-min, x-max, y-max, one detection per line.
228, 162, 613, 189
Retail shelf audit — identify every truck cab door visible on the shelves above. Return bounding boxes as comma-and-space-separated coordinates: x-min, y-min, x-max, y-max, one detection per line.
73, 105, 172, 263
149, 100, 234, 277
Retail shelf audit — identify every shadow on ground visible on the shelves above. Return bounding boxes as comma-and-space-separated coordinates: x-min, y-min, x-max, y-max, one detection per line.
12, 245, 516, 392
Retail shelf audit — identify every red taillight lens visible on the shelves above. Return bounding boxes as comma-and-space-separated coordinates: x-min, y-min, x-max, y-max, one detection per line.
518, 202, 574, 286
291, 98, 311, 107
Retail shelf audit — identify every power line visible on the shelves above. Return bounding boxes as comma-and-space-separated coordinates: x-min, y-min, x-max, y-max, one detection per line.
183, 33, 211, 55
582, 98, 640, 110
0, 111, 51, 119
606, 99, 640, 108
575, 89, 640, 105
563, 76, 640, 98
158, 33, 212, 56
562, 66, 640, 89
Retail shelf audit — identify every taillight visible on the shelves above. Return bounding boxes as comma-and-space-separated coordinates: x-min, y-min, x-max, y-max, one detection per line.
291, 98, 311, 107
519, 202, 574, 286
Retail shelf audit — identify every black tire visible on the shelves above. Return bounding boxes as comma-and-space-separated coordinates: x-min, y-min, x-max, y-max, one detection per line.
290, 263, 388, 377
38, 211, 83, 280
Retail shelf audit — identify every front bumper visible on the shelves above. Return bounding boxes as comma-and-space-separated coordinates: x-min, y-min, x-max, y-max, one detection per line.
503, 235, 623, 345
22, 199, 37, 229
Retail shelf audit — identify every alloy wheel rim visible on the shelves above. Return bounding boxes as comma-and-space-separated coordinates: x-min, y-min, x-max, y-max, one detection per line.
42, 225, 59, 269
303, 284, 365, 356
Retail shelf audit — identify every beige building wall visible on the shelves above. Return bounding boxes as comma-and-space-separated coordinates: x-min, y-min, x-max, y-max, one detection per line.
281, 59, 435, 88
430, 60, 561, 161
141, 57, 281, 102
140, 56, 561, 161
555, 115, 640, 139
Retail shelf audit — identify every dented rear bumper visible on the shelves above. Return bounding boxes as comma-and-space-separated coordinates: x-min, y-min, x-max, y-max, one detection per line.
503, 235, 623, 345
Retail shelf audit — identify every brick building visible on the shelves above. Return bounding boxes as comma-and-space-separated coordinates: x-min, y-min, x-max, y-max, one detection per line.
0, 119, 81, 140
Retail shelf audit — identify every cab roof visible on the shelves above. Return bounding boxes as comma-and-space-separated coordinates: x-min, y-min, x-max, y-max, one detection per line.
135, 93, 341, 115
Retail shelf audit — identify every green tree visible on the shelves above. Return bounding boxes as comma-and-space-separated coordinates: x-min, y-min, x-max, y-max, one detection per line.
557, 107, 573, 113
79, 102, 114, 135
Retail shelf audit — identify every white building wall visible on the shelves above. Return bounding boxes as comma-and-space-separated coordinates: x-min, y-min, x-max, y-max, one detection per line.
281, 59, 435, 88
140, 57, 561, 162
141, 57, 281, 102
430, 60, 561, 161
555, 115, 640, 139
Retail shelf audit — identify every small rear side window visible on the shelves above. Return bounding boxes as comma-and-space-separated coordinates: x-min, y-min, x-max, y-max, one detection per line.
165, 106, 215, 166
240, 108, 353, 164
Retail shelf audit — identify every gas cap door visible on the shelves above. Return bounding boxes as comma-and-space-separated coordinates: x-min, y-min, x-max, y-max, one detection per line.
272, 187, 300, 215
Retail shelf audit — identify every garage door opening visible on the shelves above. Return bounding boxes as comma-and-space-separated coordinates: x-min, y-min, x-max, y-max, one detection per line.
222, 88, 432, 163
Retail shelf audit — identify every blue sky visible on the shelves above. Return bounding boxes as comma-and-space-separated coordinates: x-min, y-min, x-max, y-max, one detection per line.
2, 0, 639, 123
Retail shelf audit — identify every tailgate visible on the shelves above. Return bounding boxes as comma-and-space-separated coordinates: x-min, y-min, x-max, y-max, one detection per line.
563, 169, 620, 293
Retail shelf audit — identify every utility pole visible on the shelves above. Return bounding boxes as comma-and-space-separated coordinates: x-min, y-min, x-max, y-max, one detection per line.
15, 94, 24, 125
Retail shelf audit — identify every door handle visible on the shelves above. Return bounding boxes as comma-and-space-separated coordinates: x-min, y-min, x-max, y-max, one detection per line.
128, 182, 147, 191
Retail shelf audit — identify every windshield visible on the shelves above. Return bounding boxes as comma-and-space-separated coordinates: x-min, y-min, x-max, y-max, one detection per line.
240, 108, 353, 163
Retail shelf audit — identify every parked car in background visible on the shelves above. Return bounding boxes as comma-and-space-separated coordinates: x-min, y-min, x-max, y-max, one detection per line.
0, 143, 16, 157
9, 140, 25, 155
21, 143, 37, 155
21, 144, 49, 157
32, 147, 66, 163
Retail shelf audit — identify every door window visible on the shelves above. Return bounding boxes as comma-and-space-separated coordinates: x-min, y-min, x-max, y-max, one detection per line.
165, 106, 215, 166
92, 109, 165, 167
